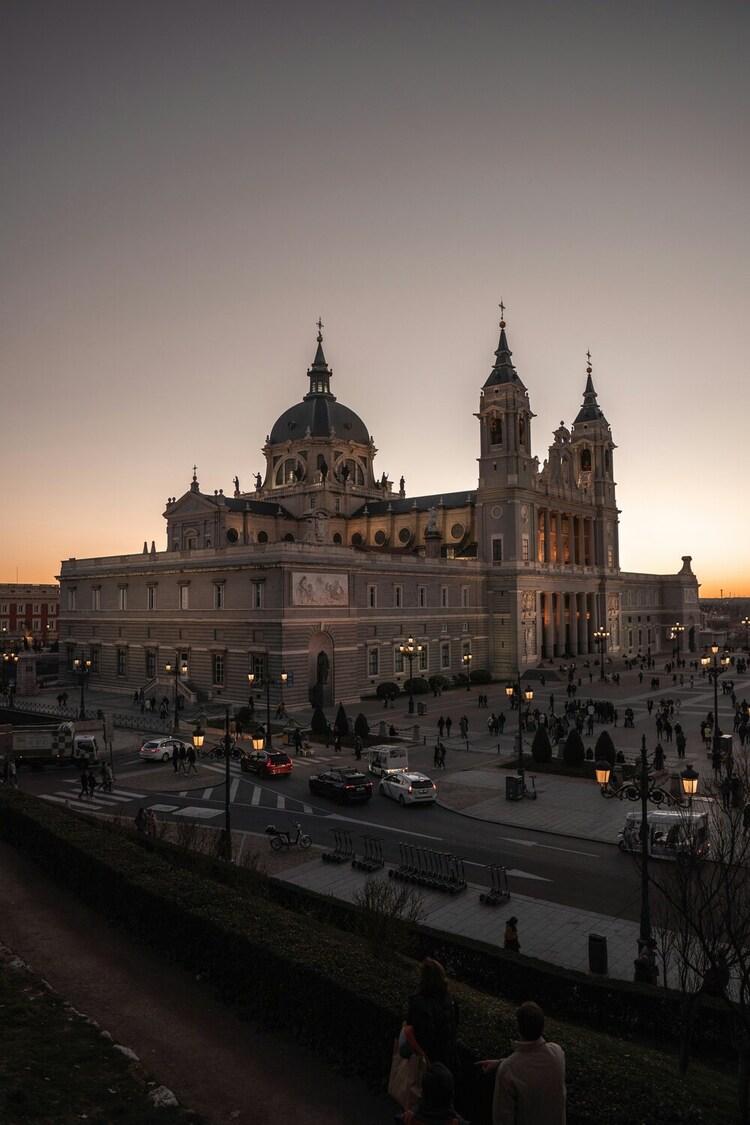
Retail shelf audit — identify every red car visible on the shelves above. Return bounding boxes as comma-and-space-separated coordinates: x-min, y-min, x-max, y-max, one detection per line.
240, 750, 293, 777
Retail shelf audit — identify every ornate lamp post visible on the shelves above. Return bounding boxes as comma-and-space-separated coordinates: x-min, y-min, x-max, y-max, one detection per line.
399, 636, 423, 715
593, 627, 610, 681
701, 645, 730, 762
73, 653, 92, 720
462, 652, 473, 690
595, 734, 699, 983
506, 677, 533, 778
672, 622, 685, 664
742, 616, 750, 652
248, 667, 287, 748
165, 655, 188, 733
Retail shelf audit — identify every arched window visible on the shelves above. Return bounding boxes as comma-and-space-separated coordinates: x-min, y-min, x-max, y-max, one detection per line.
519, 415, 527, 448
489, 416, 503, 446
580, 447, 591, 472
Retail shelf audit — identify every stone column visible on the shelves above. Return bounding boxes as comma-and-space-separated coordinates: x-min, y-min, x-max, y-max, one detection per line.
569, 592, 579, 656
543, 592, 554, 659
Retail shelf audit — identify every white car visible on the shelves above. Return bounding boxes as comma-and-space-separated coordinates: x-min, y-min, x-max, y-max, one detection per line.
139, 737, 191, 763
378, 770, 437, 806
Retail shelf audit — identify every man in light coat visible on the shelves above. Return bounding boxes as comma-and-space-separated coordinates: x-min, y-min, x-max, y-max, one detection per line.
478, 1001, 565, 1124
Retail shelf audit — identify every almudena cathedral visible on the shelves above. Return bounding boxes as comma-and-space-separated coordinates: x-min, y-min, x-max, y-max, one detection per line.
58, 314, 700, 710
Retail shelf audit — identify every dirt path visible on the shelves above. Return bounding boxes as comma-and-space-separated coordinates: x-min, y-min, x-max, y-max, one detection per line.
0, 840, 394, 1124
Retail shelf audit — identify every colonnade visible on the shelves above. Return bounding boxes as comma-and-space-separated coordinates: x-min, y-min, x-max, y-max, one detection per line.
539, 590, 605, 659
537, 509, 596, 567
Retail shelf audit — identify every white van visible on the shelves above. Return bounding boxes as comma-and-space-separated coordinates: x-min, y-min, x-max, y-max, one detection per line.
367, 745, 409, 777
618, 808, 710, 860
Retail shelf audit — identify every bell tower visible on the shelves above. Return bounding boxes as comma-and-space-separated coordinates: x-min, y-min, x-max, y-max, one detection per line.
569, 353, 620, 570
476, 305, 536, 491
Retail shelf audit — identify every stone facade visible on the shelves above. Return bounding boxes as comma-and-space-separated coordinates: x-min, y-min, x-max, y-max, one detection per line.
58, 316, 700, 708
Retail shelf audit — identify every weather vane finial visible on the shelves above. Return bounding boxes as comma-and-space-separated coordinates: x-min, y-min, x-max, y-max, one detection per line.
192, 464, 197, 481
316, 317, 324, 343
499, 299, 505, 326
586, 349, 592, 372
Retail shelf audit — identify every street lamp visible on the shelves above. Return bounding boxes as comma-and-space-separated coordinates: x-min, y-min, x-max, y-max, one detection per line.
399, 636, 423, 715
595, 734, 700, 983
248, 668, 287, 748
165, 655, 188, 733
506, 676, 533, 779
672, 622, 685, 664
73, 653, 92, 719
462, 652, 473, 690
701, 645, 730, 763
593, 627, 610, 682
742, 616, 750, 652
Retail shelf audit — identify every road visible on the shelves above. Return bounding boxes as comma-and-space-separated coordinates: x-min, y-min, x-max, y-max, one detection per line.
22, 738, 643, 924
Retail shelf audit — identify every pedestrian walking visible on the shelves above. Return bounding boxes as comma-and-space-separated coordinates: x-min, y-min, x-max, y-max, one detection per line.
504, 916, 521, 952
178, 743, 187, 773
7, 758, 18, 790
477, 1002, 566, 1125
498, 712, 506, 734
434, 741, 441, 769
78, 767, 89, 800
334, 732, 342, 754
87, 770, 97, 798
186, 745, 198, 773
438, 716, 445, 738
720, 775, 731, 812
445, 717, 452, 738
146, 808, 158, 837
173, 744, 180, 772
353, 733, 362, 760
134, 807, 148, 834
437, 741, 446, 769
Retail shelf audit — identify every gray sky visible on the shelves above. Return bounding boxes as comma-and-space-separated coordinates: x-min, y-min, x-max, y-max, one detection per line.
2, 0, 748, 594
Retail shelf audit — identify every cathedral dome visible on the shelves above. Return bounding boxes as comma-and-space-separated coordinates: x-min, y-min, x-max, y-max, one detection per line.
268, 328, 370, 447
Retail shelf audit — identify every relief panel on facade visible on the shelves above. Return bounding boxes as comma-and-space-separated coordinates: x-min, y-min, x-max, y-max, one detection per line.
292, 572, 348, 607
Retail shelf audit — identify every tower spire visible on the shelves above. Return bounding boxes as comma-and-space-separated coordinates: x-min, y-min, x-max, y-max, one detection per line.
306, 317, 333, 398
483, 300, 526, 390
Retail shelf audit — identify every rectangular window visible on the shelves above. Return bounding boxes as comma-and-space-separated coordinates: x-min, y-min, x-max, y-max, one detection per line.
90, 647, 100, 674
522, 536, 530, 562
212, 653, 225, 686
418, 586, 426, 608
0, 604, 7, 614
607, 546, 614, 568
368, 585, 377, 608
492, 538, 503, 563
441, 642, 450, 669
418, 646, 428, 672
461, 586, 469, 608
179, 585, 189, 610
67, 589, 76, 611
92, 588, 101, 611
252, 582, 263, 609
116, 648, 127, 676
441, 623, 448, 633
17, 604, 24, 614
32, 618, 40, 631
368, 648, 379, 676
32, 604, 40, 614
48, 603, 56, 615
249, 652, 265, 682
394, 649, 404, 674
394, 585, 403, 608
441, 587, 449, 608
147, 586, 157, 611
146, 650, 156, 679
214, 584, 225, 610
118, 587, 128, 611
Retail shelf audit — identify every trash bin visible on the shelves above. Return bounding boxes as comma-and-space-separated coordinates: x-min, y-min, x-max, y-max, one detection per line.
506, 775, 523, 802
588, 933, 608, 974
417, 702, 426, 716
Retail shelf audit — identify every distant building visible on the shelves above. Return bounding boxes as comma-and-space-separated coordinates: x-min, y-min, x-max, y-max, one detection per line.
58, 315, 699, 708
0, 583, 59, 650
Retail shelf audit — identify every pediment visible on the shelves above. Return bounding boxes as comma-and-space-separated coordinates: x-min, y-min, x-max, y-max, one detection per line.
165, 493, 218, 517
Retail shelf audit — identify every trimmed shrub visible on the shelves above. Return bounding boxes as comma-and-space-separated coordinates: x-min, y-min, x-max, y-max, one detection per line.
404, 676, 429, 695
428, 675, 452, 693
563, 728, 586, 767
531, 725, 553, 763
334, 702, 349, 736
310, 706, 329, 737
353, 713, 370, 739
453, 673, 470, 687
595, 729, 616, 767
376, 682, 400, 700
469, 668, 492, 685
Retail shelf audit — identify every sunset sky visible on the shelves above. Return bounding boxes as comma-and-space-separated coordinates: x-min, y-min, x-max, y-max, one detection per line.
2, 1, 747, 597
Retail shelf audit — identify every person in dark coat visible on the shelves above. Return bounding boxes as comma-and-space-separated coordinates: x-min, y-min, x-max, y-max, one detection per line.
396, 1062, 468, 1125
406, 959, 459, 1074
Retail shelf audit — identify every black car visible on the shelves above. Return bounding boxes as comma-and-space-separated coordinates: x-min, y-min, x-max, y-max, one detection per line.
308, 767, 373, 803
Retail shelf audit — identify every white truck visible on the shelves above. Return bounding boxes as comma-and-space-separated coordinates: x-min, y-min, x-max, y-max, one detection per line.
0, 722, 100, 771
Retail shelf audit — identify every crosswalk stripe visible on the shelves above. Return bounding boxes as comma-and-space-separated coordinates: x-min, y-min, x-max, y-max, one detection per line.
43, 794, 106, 811
302, 803, 313, 814
230, 778, 239, 802
202, 788, 214, 799
251, 786, 261, 806
276, 794, 286, 809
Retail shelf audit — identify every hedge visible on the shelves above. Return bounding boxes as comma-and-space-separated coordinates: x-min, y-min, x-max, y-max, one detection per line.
0, 790, 738, 1124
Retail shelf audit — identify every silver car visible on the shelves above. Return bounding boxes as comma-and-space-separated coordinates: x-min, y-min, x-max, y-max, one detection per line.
139, 737, 191, 763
